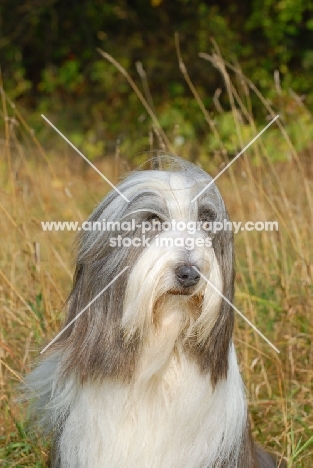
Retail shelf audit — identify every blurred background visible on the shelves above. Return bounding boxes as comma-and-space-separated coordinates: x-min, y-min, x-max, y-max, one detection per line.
1, 0, 313, 158
0, 1, 312, 467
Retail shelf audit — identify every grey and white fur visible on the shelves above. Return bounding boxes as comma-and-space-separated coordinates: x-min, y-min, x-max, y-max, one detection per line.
24, 156, 285, 468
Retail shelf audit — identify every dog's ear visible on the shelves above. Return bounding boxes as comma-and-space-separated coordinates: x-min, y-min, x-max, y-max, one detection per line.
53, 260, 139, 383
198, 228, 235, 386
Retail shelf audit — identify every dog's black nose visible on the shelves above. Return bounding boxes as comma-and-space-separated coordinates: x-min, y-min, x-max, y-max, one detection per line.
175, 265, 200, 288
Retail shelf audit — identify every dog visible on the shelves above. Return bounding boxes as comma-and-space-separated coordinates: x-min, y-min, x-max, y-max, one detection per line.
24, 156, 285, 467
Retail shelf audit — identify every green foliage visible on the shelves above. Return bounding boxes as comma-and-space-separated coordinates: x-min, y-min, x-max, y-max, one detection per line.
0, 0, 313, 156
288, 427, 313, 467
0, 418, 47, 467
27, 293, 45, 333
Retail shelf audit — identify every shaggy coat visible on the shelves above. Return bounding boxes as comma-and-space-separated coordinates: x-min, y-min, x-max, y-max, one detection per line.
24, 156, 285, 468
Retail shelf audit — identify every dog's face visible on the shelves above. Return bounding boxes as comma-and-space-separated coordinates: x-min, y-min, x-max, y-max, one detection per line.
56, 157, 235, 387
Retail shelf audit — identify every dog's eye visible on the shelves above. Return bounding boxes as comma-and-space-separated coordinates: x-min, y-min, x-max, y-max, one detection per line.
198, 208, 217, 223
146, 213, 162, 223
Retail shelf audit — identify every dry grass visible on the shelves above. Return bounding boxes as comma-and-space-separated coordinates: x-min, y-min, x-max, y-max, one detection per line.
0, 56, 313, 467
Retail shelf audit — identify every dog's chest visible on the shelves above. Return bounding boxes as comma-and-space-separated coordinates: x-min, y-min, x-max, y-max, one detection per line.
59, 359, 224, 468
58, 345, 246, 468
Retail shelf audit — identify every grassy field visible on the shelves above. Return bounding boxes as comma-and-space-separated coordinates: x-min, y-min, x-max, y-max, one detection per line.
0, 62, 312, 467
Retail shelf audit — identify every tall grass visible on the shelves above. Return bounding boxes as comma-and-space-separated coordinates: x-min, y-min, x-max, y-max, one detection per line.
0, 51, 312, 467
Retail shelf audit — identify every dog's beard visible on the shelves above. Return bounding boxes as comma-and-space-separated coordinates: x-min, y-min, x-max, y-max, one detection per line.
122, 239, 223, 369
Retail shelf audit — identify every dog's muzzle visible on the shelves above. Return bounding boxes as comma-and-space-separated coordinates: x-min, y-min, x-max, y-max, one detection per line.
175, 265, 200, 288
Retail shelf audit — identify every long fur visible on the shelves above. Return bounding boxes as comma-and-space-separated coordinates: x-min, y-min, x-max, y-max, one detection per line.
24, 156, 285, 467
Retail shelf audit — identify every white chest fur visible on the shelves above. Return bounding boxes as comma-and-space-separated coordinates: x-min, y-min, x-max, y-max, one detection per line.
58, 344, 246, 468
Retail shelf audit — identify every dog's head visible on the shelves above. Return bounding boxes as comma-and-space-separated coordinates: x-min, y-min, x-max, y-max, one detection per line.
55, 156, 234, 387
